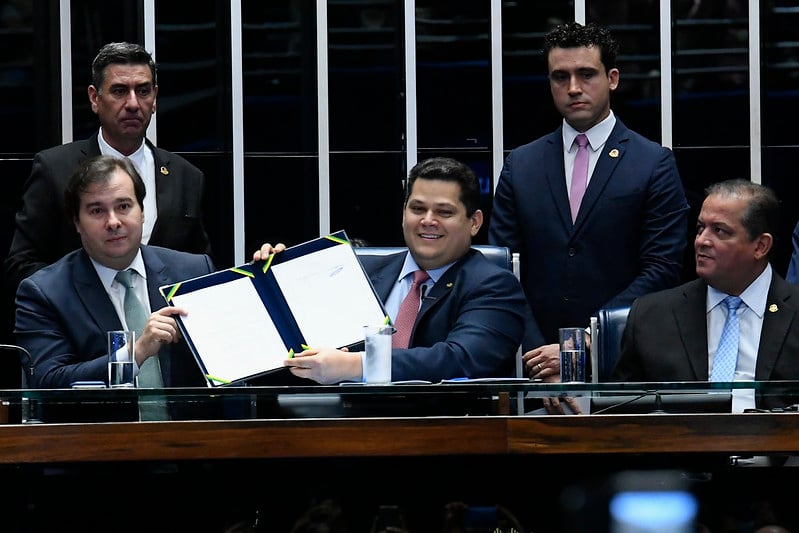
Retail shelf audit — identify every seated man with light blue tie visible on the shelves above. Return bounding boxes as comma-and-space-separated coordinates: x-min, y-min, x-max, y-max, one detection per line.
14, 155, 214, 419
255, 157, 543, 384
612, 179, 799, 411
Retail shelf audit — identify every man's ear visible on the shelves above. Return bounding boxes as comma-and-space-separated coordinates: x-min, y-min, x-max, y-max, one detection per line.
754, 233, 773, 260
88, 85, 100, 114
470, 209, 484, 236
608, 68, 620, 91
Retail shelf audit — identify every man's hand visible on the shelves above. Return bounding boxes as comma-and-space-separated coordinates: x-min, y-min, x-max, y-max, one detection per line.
252, 242, 287, 262
135, 306, 187, 364
522, 343, 561, 382
542, 395, 584, 415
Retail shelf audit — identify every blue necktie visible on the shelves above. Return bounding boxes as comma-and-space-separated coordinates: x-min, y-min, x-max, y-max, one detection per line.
710, 296, 743, 382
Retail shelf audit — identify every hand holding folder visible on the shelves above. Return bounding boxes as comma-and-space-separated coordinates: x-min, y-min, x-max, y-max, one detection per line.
159, 231, 389, 387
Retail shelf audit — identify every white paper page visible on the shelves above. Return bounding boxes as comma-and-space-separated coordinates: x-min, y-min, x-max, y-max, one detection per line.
271, 244, 386, 348
171, 276, 287, 383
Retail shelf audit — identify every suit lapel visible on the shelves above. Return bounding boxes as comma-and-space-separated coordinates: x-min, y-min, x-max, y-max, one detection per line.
543, 130, 574, 230
572, 121, 628, 230
72, 250, 124, 334
142, 247, 174, 382
367, 253, 405, 303
148, 144, 173, 242
756, 276, 797, 380
674, 280, 710, 379
418, 254, 471, 318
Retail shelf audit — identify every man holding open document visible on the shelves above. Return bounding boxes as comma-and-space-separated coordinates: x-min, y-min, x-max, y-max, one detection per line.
254, 157, 542, 384
15, 156, 213, 402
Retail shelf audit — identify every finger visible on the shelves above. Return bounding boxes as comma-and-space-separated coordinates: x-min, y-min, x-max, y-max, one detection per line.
565, 397, 583, 415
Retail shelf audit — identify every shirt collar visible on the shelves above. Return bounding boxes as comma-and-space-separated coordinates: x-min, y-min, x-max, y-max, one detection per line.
398, 252, 454, 284
91, 249, 147, 293
97, 127, 147, 166
706, 263, 772, 318
562, 110, 616, 153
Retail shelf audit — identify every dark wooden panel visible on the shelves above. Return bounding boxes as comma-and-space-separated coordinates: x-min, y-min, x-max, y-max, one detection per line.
0, 417, 508, 464
508, 414, 799, 455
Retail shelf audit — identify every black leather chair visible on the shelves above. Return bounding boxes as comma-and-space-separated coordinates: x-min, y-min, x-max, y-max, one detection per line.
590, 305, 631, 382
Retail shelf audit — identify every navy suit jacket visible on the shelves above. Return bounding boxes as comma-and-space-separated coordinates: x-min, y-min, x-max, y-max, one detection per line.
785, 218, 799, 284
612, 274, 799, 408
358, 249, 537, 382
15, 245, 214, 390
489, 119, 689, 344
5, 132, 211, 293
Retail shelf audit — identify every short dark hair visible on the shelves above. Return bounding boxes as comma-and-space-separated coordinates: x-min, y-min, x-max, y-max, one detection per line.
405, 157, 481, 217
91, 42, 157, 91
543, 21, 619, 72
65, 155, 146, 220
705, 179, 779, 246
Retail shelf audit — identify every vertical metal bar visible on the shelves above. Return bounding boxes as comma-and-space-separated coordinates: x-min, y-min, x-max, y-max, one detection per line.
317, 0, 331, 235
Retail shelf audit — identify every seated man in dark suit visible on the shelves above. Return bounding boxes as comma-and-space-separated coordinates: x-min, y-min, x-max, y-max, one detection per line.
255, 157, 543, 383
14, 156, 214, 420
612, 179, 799, 411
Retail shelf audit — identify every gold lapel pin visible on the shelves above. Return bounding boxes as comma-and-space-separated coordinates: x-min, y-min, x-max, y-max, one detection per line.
160, 166, 169, 175
769, 304, 778, 313
609, 148, 619, 158
446, 282, 453, 288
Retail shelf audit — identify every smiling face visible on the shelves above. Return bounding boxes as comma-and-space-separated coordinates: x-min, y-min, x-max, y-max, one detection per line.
88, 63, 158, 156
548, 45, 618, 132
402, 177, 482, 271
694, 193, 772, 295
74, 167, 144, 271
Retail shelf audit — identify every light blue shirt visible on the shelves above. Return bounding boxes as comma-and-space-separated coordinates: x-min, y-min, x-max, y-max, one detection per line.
384, 252, 454, 323
706, 264, 771, 412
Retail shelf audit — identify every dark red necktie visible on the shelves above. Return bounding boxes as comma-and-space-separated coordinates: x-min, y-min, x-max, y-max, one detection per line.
392, 270, 430, 349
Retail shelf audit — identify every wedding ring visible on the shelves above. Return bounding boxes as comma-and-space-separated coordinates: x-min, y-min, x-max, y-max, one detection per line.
536, 363, 542, 373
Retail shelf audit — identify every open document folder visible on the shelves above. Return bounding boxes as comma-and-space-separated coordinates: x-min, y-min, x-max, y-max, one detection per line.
159, 231, 390, 386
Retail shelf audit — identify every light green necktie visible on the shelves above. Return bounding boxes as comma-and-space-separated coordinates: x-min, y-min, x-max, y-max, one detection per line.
116, 269, 168, 420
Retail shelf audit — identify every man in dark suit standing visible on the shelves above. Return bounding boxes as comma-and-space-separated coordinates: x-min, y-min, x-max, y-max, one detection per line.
613, 180, 799, 411
15, 156, 211, 396
255, 157, 541, 383
5, 41, 211, 295
488, 22, 688, 382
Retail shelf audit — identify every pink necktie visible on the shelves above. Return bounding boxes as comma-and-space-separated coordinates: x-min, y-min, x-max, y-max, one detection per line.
392, 270, 430, 349
570, 133, 589, 222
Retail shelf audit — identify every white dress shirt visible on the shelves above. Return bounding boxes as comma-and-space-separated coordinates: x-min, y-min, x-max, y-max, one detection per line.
561, 110, 616, 198
97, 128, 158, 243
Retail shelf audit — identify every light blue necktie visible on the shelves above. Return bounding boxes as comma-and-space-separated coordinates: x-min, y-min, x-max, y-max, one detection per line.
116, 269, 167, 420
710, 296, 743, 382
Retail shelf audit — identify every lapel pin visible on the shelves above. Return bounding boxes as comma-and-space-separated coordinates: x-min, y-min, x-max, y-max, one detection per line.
160, 166, 169, 175
769, 304, 778, 313
609, 148, 619, 158
446, 282, 453, 288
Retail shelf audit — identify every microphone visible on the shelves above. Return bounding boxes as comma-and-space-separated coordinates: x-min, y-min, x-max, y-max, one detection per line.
421, 284, 435, 301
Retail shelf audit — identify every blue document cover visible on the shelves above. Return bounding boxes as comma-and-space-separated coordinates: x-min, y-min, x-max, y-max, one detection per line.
159, 230, 390, 387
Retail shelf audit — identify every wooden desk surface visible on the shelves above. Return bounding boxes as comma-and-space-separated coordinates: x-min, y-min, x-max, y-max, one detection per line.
1, 413, 798, 464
